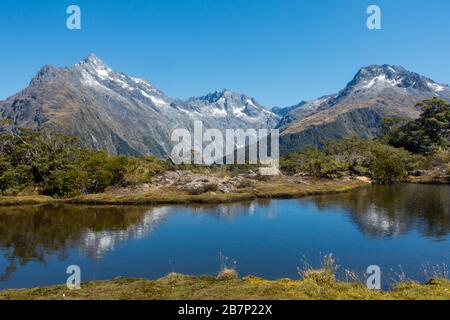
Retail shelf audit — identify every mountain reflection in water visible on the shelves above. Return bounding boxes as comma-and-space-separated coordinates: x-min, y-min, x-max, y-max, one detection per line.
302, 184, 450, 239
0, 184, 448, 287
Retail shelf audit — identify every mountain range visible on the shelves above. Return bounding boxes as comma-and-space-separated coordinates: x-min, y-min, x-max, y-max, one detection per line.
278, 64, 450, 153
0, 54, 279, 158
1, 54, 449, 157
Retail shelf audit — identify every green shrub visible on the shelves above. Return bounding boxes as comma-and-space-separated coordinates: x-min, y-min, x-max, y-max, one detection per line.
281, 137, 425, 183
370, 153, 406, 184
0, 130, 167, 197
0, 160, 33, 195
124, 156, 166, 185
281, 148, 349, 178
43, 166, 89, 197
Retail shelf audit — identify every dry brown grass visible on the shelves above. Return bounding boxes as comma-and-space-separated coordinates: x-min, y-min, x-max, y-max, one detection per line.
1, 274, 449, 300
0, 195, 58, 206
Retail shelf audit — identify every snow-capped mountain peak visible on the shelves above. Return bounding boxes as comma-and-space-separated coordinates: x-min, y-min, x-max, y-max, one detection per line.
348, 64, 448, 94
0, 54, 281, 157
74, 54, 172, 108
77, 53, 112, 79
83, 53, 107, 66
182, 89, 280, 123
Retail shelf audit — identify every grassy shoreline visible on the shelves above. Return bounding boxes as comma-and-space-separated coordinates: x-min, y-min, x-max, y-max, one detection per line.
1, 273, 449, 300
0, 178, 370, 207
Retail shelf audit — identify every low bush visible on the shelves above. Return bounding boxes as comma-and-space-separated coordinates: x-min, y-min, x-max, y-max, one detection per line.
0, 131, 166, 197
281, 137, 425, 183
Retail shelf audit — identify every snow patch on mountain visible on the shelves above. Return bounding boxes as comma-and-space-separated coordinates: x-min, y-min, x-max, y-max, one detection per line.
79, 69, 111, 91
428, 82, 445, 93
139, 90, 169, 106
364, 75, 401, 88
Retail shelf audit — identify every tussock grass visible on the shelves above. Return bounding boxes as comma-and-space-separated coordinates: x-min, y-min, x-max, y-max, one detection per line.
299, 254, 337, 285
1, 274, 449, 300
217, 253, 238, 280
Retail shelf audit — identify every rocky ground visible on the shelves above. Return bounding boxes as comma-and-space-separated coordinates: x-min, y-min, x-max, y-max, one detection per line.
151, 169, 278, 194
408, 166, 450, 184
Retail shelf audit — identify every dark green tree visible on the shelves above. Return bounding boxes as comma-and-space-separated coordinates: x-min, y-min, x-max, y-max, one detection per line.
382, 98, 450, 155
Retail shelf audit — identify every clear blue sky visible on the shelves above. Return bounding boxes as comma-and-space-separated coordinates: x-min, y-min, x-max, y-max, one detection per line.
0, 0, 449, 107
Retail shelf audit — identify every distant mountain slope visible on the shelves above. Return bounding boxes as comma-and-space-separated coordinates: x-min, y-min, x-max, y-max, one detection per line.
272, 101, 307, 117
279, 65, 450, 154
178, 89, 280, 129
0, 54, 280, 157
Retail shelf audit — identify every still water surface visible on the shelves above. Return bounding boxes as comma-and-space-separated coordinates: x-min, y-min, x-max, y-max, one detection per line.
0, 184, 449, 289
